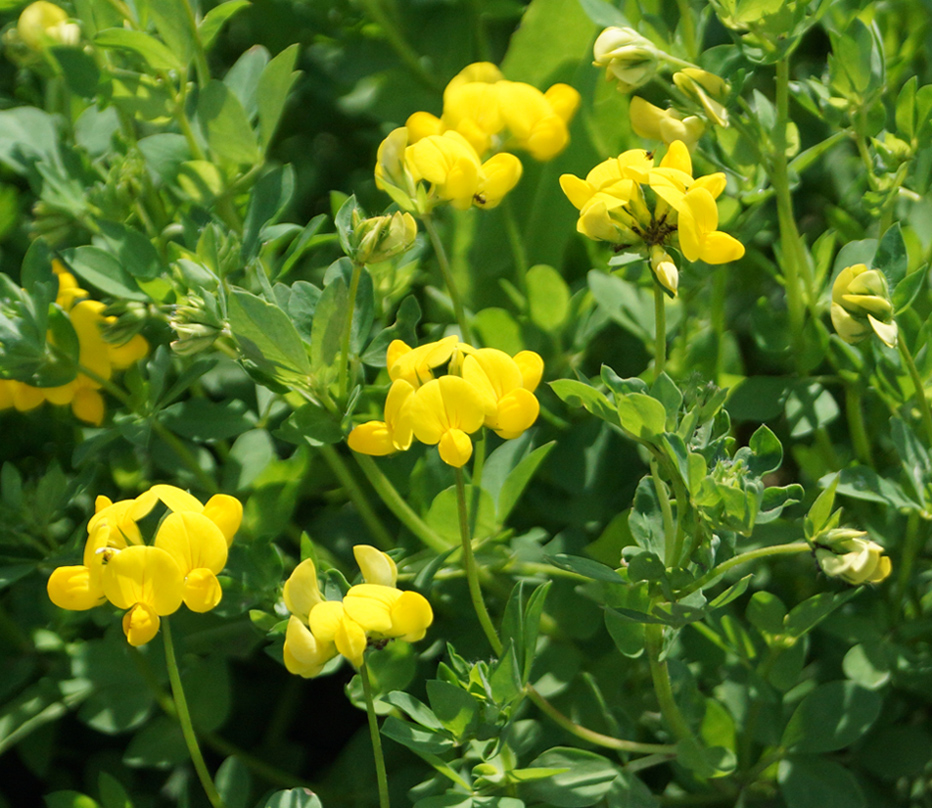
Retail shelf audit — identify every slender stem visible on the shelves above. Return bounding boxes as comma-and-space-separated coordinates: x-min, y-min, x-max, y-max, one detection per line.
422, 214, 471, 342
162, 620, 226, 808
180, 0, 211, 88
360, 658, 391, 808
338, 261, 365, 401
319, 446, 394, 550
772, 58, 813, 351
679, 542, 812, 598
454, 467, 502, 655
845, 384, 874, 466
654, 285, 667, 380
353, 455, 452, 552
894, 511, 923, 617
897, 336, 932, 446
645, 623, 695, 744
651, 459, 676, 566
525, 685, 677, 755
710, 266, 727, 384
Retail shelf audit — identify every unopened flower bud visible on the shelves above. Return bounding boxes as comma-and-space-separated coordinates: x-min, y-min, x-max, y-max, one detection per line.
673, 69, 729, 127
593, 27, 660, 93
815, 532, 891, 585
353, 211, 417, 264
830, 263, 897, 348
374, 128, 420, 212
650, 246, 679, 296
630, 96, 705, 149
18, 1, 79, 50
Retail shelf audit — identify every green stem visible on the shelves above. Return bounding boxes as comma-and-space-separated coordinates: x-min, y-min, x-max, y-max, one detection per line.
180, 0, 211, 88
455, 466, 502, 655
319, 446, 395, 550
163, 620, 226, 808
422, 214, 471, 342
679, 541, 812, 598
360, 658, 391, 808
654, 284, 667, 380
894, 511, 923, 617
651, 459, 676, 566
897, 335, 932, 446
338, 261, 365, 401
772, 58, 813, 351
645, 623, 695, 744
710, 266, 727, 384
353, 455, 452, 552
845, 384, 874, 466
525, 685, 677, 755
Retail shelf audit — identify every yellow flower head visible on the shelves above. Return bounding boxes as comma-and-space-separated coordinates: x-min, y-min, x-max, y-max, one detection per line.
830, 263, 898, 348
406, 375, 488, 467
281, 546, 432, 675
630, 96, 705, 150
815, 531, 891, 586
47, 487, 242, 645
347, 378, 416, 457
675, 186, 745, 265
387, 336, 460, 387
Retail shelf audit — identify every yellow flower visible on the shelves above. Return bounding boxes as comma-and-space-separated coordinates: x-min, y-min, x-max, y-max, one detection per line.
406, 375, 488, 467
374, 127, 421, 212
47, 487, 242, 644
675, 187, 746, 264
101, 545, 185, 646
629, 96, 705, 149
386, 336, 460, 387
673, 69, 729, 127
347, 378, 416, 456
592, 27, 661, 93
815, 532, 891, 585
281, 547, 432, 675
830, 263, 898, 348
456, 346, 542, 439
496, 80, 580, 161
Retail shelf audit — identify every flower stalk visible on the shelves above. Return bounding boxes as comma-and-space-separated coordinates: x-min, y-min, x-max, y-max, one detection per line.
360, 657, 392, 808
897, 335, 932, 446
422, 213, 472, 342
163, 619, 226, 808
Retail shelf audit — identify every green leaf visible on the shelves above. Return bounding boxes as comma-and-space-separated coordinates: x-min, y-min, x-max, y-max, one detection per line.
380, 715, 455, 755
379, 691, 444, 731
44, 792, 100, 808
426, 485, 497, 544
550, 378, 620, 426
746, 591, 786, 636
257, 44, 301, 150
159, 398, 255, 442
778, 757, 865, 808
804, 473, 838, 539
628, 477, 665, 557
63, 246, 147, 301
243, 164, 296, 260
784, 382, 839, 437
576, 0, 629, 26
309, 275, 347, 380
547, 554, 625, 583
616, 393, 668, 440
199, 0, 251, 50
842, 642, 891, 691
197, 80, 260, 165
895, 75, 917, 139
426, 680, 479, 741
228, 289, 311, 379
586, 271, 652, 342
522, 747, 618, 808
746, 424, 782, 475
263, 789, 323, 808
497, 441, 555, 523
97, 772, 133, 808
526, 264, 570, 331
893, 265, 925, 315
50, 47, 100, 97
147, 0, 195, 67
832, 466, 920, 509
96, 220, 163, 280
725, 376, 792, 421
274, 402, 343, 447
784, 590, 860, 638
874, 222, 908, 288
95, 28, 185, 71
215, 756, 250, 808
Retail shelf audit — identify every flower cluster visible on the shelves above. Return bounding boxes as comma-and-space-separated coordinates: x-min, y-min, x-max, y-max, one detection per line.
47, 485, 242, 646
347, 337, 543, 467
814, 529, 892, 586
830, 262, 898, 348
375, 62, 580, 214
0, 262, 148, 424
560, 140, 745, 295
282, 545, 433, 677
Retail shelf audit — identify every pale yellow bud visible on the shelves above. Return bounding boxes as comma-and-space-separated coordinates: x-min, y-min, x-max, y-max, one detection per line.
354, 211, 417, 264
593, 27, 660, 93
674, 69, 729, 127
18, 1, 79, 50
650, 246, 679, 296
830, 263, 897, 348
816, 532, 891, 585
